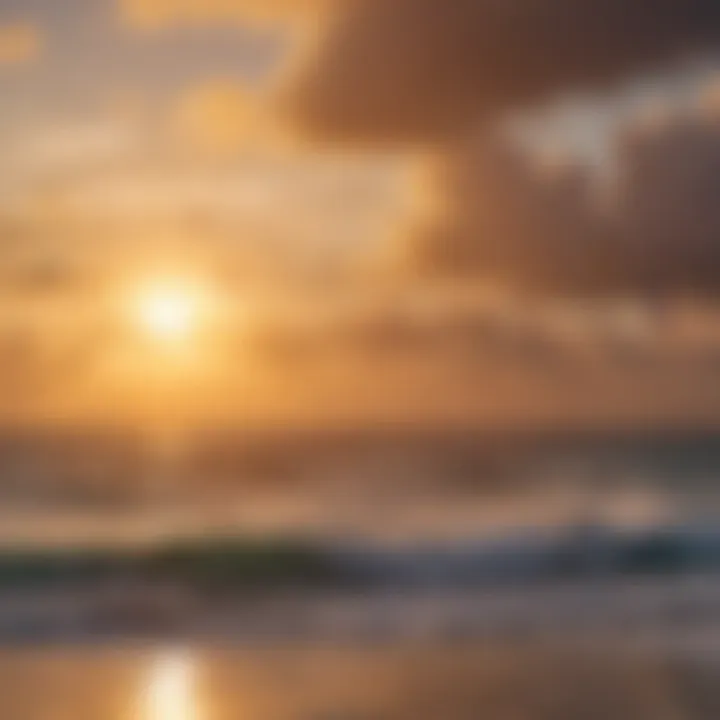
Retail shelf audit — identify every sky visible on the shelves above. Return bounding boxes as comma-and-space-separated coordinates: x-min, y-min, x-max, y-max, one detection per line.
4, 0, 720, 429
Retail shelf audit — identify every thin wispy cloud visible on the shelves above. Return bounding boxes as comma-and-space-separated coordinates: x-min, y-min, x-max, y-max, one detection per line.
0, 24, 41, 65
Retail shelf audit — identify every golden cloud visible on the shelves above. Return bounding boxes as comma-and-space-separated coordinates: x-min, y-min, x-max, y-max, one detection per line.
174, 81, 263, 154
121, 0, 320, 29
0, 24, 41, 65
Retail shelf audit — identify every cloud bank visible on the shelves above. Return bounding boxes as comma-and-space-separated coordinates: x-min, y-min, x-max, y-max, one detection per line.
285, 0, 720, 143
406, 104, 720, 296
119, 0, 720, 298
274, 0, 720, 297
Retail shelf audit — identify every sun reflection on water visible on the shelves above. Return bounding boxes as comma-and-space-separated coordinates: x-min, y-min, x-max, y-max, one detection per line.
144, 650, 198, 720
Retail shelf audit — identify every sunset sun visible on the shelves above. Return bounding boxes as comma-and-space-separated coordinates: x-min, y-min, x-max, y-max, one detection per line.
133, 280, 209, 344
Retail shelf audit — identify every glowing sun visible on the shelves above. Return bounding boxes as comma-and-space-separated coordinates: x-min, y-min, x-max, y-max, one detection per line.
133, 279, 208, 343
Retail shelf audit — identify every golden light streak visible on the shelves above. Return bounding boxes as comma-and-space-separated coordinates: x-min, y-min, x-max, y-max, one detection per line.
144, 651, 198, 720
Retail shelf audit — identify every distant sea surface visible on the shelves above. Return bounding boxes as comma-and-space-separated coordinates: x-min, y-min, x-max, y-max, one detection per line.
0, 428, 719, 544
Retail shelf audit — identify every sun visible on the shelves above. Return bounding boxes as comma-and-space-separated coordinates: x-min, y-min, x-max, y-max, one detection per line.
133, 279, 207, 344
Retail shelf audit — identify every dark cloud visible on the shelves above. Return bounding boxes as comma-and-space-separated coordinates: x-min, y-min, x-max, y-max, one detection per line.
614, 111, 720, 295
406, 137, 615, 294
405, 108, 720, 296
275, 0, 720, 295
285, 0, 720, 143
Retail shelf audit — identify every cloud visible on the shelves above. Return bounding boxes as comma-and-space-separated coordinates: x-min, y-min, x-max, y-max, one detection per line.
16, 119, 139, 172
612, 103, 720, 295
282, 0, 720, 143
0, 24, 41, 65
402, 99, 720, 297
246, 291, 720, 428
121, 0, 319, 29
269, 0, 720, 298
174, 81, 262, 154
404, 136, 613, 294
